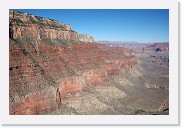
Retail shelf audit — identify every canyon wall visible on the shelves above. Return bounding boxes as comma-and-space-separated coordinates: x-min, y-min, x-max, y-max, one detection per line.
9, 10, 137, 115
9, 10, 94, 44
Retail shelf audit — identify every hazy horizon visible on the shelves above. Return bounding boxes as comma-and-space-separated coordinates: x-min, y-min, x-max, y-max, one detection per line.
14, 9, 169, 43
95, 40, 169, 43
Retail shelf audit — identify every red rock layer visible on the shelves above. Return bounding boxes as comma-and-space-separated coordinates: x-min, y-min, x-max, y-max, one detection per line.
9, 39, 137, 115
9, 10, 137, 114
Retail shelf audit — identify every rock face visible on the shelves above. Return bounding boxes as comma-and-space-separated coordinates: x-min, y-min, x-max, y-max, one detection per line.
78, 34, 94, 43
9, 10, 94, 44
9, 10, 79, 44
9, 10, 137, 115
9, 38, 137, 114
10, 10, 168, 115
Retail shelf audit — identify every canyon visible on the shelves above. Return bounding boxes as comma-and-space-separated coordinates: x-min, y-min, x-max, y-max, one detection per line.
9, 10, 169, 115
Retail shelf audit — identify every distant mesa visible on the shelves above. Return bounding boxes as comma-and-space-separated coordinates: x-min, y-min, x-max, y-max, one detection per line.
147, 43, 169, 52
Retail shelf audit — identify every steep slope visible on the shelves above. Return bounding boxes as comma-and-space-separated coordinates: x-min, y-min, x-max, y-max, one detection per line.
9, 10, 137, 114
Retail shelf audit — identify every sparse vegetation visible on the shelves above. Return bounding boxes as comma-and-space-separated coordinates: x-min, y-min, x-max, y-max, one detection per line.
14, 39, 25, 49
13, 38, 39, 52
42, 38, 70, 46
39, 52, 46, 60
67, 66, 76, 76
134, 109, 145, 115
51, 23, 63, 28
29, 16, 64, 29
13, 38, 57, 90
43, 74, 56, 84
59, 103, 80, 115
11, 18, 25, 26
25, 38, 39, 52
29, 16, 46, 26
72, 40, 81, 44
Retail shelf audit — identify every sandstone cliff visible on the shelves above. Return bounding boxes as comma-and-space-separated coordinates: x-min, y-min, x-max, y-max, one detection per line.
9, 10, 81, 46
78, 34, 94, 43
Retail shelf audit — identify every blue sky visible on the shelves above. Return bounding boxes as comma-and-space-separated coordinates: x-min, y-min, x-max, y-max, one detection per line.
15, 9, 169, 43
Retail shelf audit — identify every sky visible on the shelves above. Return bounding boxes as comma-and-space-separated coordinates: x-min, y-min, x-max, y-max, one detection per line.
15, 9, 169, 43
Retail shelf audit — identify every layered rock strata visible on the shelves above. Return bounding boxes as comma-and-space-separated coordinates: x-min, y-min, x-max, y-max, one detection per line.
9, 10, 137, 114
9, 10, 94, 44
9, 39, 137, 114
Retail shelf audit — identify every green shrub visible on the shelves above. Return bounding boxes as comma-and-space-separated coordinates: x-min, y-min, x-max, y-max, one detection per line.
14, 39, 25, 49
134, 109, 145, 115
11, 19, 25, 26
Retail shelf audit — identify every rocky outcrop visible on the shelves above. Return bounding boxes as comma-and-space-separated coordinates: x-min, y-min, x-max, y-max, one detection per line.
78, 34, 94, 43
9, 10, 79, 44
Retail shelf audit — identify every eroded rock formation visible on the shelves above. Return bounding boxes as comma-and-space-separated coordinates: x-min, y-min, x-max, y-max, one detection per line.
9, 10, 79, 44
9, 10, 168, 115
9, 10, 137, 115
10, 38, 137, 114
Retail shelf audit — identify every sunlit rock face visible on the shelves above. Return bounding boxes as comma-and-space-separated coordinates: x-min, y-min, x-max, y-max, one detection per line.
9, 10, 79, 43
78, 34, 94, 43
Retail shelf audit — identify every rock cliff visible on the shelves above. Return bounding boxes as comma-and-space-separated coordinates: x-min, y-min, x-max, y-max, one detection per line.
9, 10, 80, 45
78, 34, 94, 43
9, 10, 137, 115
